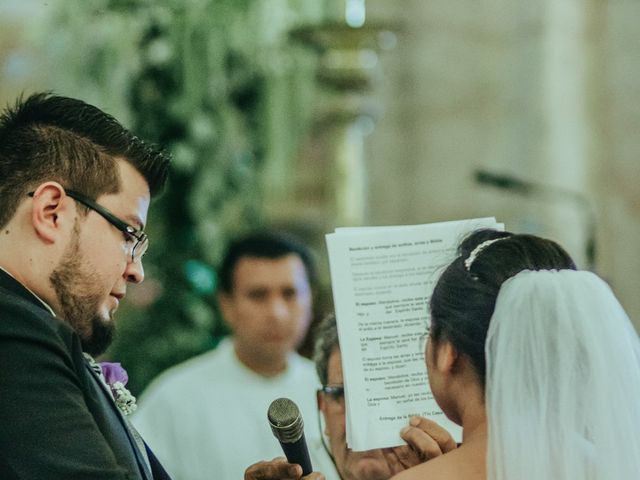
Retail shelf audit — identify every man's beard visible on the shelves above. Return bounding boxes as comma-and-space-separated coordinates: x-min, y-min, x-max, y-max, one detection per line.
50, 229, 115, 356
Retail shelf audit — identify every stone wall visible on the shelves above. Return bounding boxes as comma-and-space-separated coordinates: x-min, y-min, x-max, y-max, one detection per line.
359, 0, 640, 329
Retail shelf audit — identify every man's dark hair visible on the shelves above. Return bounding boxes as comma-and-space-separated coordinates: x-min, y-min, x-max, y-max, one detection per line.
0, 92, 170, 228
217, 231, 316, 294
313, 313, 340, 386
429, 229, 576, 386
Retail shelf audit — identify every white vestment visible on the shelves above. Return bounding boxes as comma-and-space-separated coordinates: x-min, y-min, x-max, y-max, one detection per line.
133, 338, 339, 480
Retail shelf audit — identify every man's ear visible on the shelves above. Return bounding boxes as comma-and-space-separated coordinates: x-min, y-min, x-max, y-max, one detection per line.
316, 391, 330, 435
30, 182, 74, 244
217, 291, 236, 331
317, 390, 326, 412
434, 340, 459, 376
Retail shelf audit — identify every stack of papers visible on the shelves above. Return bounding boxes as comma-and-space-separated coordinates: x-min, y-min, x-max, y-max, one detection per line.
326, 217, 503, 451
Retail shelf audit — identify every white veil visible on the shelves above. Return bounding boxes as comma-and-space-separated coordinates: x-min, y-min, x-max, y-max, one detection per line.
485, 270, 640, 480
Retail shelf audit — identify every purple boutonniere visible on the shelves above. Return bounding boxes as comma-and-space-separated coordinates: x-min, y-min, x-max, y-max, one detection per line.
100, 362, 129, 385
99, 362, 137, 416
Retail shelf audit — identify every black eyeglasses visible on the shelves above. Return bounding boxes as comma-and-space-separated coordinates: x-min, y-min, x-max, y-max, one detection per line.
318, 385, 345, 402
28, 189, 148, 262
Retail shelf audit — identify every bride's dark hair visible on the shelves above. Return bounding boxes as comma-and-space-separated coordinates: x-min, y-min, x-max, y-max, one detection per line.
429, 229, 576, 385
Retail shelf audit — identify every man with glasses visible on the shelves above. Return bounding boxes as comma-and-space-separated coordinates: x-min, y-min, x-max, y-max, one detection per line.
0, 92, 171, 479
245, 314, 456, 480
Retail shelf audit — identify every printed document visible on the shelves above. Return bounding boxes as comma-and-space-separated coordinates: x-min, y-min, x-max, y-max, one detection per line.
326, 218, 503, 450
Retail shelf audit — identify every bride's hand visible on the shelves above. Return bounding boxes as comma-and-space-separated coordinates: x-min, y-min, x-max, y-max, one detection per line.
385, 416, 457, 472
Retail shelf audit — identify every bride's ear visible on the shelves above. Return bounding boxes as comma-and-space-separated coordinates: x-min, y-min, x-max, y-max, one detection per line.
434, 340, 459, 375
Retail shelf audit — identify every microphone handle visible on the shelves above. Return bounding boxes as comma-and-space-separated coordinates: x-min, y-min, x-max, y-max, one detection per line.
279, 432, 313, 476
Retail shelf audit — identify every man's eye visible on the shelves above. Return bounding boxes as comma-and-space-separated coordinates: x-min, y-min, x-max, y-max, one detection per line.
247, 290, 267, 301
123, 232, 136, 244
282, 288, 297, 300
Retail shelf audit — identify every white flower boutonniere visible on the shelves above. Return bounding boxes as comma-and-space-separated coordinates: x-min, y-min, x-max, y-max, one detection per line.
99, 362, 138, 416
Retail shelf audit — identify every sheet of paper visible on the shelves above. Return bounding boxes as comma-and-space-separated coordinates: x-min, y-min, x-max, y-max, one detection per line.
326, 218, 503, 451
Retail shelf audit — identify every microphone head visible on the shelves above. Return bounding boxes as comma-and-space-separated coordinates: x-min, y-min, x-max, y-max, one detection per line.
268, 398, 304, 444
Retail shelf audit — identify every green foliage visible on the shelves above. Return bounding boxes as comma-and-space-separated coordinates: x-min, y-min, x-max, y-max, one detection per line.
108, 1, 267, 395
34, 0, 322, 395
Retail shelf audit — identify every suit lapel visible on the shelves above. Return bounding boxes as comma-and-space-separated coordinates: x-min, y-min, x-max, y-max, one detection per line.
145, 444, 173, 480
0, 270, 172, 480
83, 361, 154, 480
0, 270, 163, 479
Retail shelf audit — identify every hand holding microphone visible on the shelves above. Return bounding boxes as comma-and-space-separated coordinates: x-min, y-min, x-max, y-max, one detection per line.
267, 398, 313, 476
244, 457, 325, 480
244, 397, 324, 480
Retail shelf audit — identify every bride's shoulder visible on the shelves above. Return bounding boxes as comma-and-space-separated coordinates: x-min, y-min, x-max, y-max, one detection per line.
391, 454, 460, 480
391, 447, 485, 480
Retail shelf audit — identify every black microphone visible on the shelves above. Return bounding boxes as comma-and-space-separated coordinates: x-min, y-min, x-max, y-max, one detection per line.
475, 170, 534, 194
267, 398, 313, 476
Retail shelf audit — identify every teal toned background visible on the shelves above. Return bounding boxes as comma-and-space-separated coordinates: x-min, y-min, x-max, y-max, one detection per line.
2, 0, 640, 395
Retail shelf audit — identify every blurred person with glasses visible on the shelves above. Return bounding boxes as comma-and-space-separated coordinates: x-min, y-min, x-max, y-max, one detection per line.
245, 313, 456, 480
0, 92, 172, 479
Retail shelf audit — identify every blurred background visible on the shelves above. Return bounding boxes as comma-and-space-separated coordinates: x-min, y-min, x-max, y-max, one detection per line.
2, 0, 639, 395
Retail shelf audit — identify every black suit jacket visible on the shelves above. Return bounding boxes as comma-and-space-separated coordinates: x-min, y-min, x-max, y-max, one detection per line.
0, 269, 172, 479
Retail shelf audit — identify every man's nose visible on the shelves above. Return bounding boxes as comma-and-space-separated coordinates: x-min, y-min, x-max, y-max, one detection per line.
268, 296, 289, 320
124, 257, 145, 284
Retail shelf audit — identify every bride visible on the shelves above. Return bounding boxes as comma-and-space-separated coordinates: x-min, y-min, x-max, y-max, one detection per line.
394, 229, 640, 480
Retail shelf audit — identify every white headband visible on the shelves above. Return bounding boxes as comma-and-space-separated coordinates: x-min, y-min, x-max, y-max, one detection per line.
464, 237, 506, 271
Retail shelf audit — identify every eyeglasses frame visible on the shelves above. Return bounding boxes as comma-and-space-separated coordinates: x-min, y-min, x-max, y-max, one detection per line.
318, 385, 345, 402
28, 189, 148, 262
